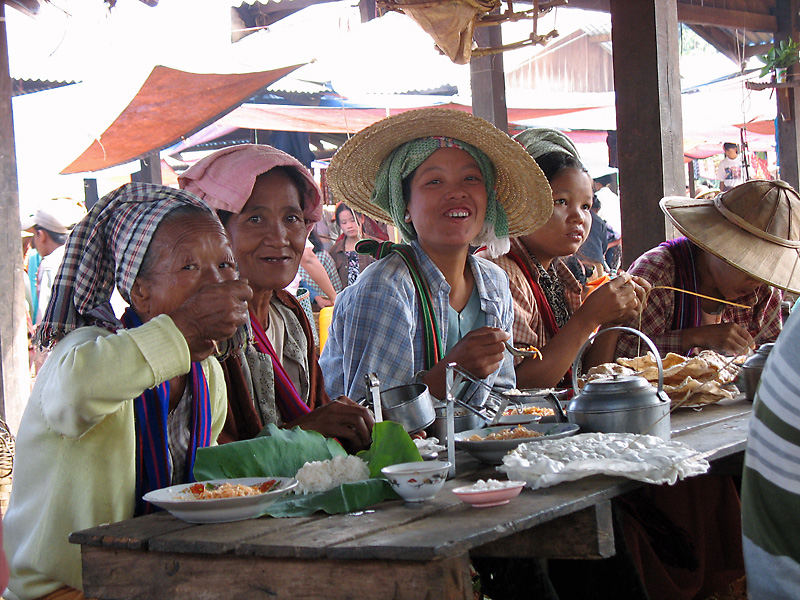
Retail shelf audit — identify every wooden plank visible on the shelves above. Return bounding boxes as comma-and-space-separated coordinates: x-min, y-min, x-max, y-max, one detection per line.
670, 398, 751, 435
675, 413, 749, 460
471, 501, 615, 559
81, 545, 473, 600
69, 512, 197, 550
150, 514, 321, 555
324, 477, 637, 561
0, 2, 30, 432
677, 5, 776, 32
237, 493, 465, 558
610, 0, 685, 267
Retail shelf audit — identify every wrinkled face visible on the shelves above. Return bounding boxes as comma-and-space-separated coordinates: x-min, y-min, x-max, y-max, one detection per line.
520, 166, 593, 260
337, 207, 362, 240
405, 147, 488, 253
224, 170, 307, 293
132, 211, 236, 321
705, 252, 762, 301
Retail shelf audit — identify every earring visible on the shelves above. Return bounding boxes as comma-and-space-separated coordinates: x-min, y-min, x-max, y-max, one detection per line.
403, 212, 412, 223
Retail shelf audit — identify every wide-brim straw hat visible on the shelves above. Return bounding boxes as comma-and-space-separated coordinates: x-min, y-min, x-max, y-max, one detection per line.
661, 179, 800, 293
326, 108, 552, 237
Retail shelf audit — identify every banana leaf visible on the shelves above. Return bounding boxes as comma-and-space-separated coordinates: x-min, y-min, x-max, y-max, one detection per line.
193, 421, 423, 517
264, 478, 396, 517
194, 424, 345, 480
357, 420, 422, 477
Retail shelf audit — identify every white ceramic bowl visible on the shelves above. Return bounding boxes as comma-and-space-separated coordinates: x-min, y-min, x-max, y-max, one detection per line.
381, 460, 451, 503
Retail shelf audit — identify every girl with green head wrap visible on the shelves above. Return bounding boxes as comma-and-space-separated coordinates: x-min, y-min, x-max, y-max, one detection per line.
478, 128, 649, 389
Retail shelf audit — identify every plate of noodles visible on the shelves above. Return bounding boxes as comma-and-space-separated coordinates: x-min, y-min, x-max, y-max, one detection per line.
143, 477, 298, 523
454, 423, 579, 464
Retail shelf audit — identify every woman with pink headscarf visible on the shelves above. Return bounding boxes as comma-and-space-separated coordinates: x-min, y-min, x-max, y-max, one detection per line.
180, 145, 374, 452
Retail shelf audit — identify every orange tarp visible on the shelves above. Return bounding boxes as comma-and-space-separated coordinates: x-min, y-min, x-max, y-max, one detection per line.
62, 64, 303, 174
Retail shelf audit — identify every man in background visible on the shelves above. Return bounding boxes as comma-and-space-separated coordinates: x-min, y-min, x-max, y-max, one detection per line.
717, 142, 744, 192
27, 199, 86, 323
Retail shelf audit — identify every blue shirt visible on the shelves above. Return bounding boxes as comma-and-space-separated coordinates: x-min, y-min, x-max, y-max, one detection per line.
319, 240, 516, 402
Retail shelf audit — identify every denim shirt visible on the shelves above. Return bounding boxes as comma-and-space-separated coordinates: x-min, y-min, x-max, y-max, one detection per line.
319, 240, 516, 402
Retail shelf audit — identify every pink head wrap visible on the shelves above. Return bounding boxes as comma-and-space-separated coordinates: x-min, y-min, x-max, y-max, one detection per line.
178, 144, 322, 231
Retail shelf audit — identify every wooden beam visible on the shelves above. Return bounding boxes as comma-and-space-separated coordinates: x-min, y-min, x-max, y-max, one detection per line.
0, 2, 30, 432
677, 5, 776, 32
564, 0, 610, 11
610, 0, 685, 266
564, 0, 777, 32
470, 21, 508, 132
775, 0, 800, 189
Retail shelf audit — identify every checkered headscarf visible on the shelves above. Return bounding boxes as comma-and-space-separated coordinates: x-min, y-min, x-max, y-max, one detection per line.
35, 183, 215, 349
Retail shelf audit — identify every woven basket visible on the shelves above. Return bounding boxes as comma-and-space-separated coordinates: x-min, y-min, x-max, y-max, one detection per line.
0, 420, 15, 516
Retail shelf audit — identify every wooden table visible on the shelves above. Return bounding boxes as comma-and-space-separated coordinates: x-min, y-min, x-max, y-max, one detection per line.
72, 398, 752, 599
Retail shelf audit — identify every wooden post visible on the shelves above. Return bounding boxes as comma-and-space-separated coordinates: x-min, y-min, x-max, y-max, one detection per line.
470, 23, 508, 132
775, 0, 800, 189
0, 3, 31, 432
609, 0, 685, 267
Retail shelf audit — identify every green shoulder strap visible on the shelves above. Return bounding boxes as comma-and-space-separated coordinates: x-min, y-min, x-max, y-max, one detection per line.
356, 239, 444, 370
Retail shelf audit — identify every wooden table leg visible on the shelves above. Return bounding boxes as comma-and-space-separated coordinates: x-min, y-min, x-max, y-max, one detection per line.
470, 501, 616, 560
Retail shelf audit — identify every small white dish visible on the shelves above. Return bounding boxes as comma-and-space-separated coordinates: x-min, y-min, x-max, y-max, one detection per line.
142, 477, 297, 523
452, 480, 525, 508
381, 460, 451, 503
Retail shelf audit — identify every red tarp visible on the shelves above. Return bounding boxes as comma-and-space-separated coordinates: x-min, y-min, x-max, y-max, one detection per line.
62, 64, 303, 174
216, 102, 599, 135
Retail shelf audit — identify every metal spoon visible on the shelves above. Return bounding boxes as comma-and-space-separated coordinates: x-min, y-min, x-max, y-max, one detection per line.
504, 341, 542, 359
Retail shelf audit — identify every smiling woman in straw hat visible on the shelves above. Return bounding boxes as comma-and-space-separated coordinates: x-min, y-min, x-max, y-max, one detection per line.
318, 107, 552, 402
608, 179, 796, 360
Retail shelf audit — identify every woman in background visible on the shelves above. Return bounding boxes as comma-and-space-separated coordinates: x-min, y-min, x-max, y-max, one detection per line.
329, 203, 376, 290
299, 230, 342, 310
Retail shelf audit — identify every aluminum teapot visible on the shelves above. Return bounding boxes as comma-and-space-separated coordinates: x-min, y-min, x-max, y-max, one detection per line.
568, 327, 671, 440
739, 343, 774, 402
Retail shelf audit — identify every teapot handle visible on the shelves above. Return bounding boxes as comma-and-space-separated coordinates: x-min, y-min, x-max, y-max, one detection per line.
571, 326, 664, 396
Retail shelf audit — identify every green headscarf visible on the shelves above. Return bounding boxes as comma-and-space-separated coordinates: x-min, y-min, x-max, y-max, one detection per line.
371, 136, 509, 242
514, 127, 581, 161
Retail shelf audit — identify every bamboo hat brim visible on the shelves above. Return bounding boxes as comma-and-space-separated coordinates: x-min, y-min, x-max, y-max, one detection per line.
660, 179, 800, 294
326, 108, 553, 237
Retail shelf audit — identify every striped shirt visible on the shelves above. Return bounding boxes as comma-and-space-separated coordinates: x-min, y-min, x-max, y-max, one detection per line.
319, 240, 516, 402
742, 310, 800, 598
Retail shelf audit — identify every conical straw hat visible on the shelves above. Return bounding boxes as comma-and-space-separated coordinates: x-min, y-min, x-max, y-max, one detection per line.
661, 179, 800, 293
326, 108, 553, 237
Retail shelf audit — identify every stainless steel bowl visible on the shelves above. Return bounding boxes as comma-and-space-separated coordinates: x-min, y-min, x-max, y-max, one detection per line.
379, 383, 436, 434
431, 403, 485, 442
